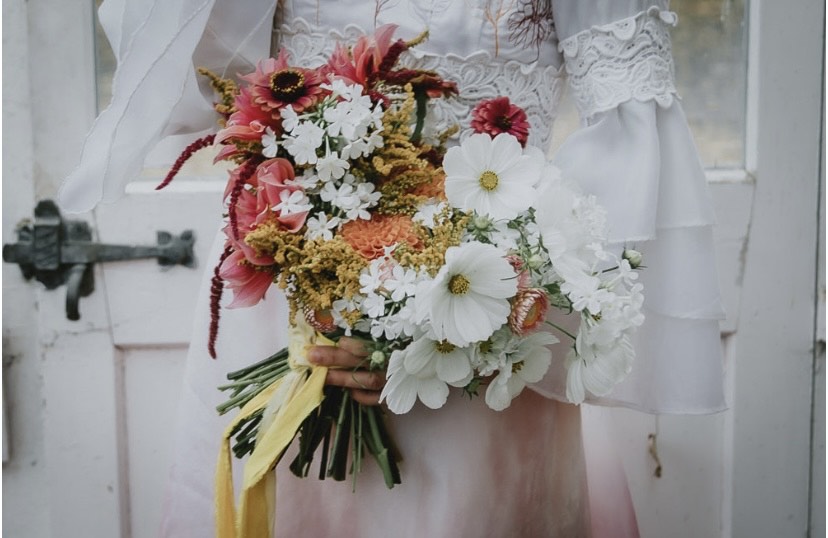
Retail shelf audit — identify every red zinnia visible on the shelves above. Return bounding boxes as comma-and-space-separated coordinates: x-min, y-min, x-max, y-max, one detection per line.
240, 50, 327, 118
470, 97, 530, 147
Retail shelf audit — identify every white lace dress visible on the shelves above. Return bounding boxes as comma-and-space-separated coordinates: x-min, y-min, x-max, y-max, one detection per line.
59, 1, 725, 536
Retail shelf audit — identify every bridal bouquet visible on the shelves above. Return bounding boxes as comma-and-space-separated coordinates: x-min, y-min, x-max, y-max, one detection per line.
160, 24, 643, 535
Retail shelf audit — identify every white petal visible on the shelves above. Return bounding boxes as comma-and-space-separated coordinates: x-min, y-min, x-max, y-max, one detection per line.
516, 348, 551, 383
381, 372, 418, 414
488, 133, 523, 172
417, 378, 450, 409
459, 133, 493, 172
443, 146, 473, 177
435, 350, 473, 384
484, 376, 512, 411
565, 355, 586, 404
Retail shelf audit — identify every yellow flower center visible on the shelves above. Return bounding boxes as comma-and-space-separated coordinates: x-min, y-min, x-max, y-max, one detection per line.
448, 274, 471, 295
511, 361, 524, 374
434, 340, 456, 354
479, 170, 499, 191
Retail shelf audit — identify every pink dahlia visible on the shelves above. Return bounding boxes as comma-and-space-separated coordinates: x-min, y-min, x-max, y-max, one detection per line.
327, 24, 397, 88
215, 88, 280, 160
470, 97, 530, 147
241, 50, 327, 117
219, 249, 273, 308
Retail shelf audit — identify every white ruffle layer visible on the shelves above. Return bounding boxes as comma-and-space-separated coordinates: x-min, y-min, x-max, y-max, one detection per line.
533, 96, 726, 413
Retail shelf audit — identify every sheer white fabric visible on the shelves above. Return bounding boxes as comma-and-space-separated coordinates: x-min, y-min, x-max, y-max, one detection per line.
58, 0, 726, 536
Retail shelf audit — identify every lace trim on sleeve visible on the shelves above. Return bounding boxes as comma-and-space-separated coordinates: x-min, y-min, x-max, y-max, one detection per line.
559, 6, 678, 120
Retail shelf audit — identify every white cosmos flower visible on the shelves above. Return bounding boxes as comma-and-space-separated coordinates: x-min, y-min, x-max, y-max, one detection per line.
565, 326, 635, 404
403, 334, 474, 387
443, 133, 543, 220
415, 241, 517, 346
484, 331, 557, 411
380, 345, 450, 414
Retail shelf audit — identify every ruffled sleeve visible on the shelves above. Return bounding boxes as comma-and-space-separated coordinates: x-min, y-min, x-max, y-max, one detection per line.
532, 1, 726, 414
57, 0, 276, 213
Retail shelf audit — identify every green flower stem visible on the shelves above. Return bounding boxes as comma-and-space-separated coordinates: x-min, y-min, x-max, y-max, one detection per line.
544, 320, 577, 341
225, 348, 289, 380
216, 366, 290, 390
364, 407, 400, 489
411, 90, 429, 144
327, 389, 351, 481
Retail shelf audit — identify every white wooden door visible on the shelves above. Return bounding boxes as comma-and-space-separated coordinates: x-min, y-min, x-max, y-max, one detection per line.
2, 1, 823, 537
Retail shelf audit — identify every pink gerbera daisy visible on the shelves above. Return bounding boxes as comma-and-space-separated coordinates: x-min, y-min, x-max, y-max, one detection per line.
470, 97, 530, 147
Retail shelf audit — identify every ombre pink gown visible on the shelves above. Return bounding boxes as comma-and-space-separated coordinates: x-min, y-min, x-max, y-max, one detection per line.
138, 1, 724, 537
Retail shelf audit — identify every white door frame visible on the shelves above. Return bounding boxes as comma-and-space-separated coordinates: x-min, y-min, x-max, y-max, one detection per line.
731, 0, 824, 536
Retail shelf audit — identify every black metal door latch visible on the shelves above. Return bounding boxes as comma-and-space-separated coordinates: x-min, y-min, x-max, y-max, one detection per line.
3, 200, 196, 321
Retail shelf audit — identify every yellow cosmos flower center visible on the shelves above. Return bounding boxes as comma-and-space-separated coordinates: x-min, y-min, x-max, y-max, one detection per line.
511, 361, 524, 374
435, 340, 456, 354
479, 170, 499, 191
448, 274, 471, 295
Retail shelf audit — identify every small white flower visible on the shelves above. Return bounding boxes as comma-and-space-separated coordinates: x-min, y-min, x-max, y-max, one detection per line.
361, 293, 387, 319
273, 190, 311, 216
261, 127, 279, 158
359, 259, 387, 294
304, 213, 340, 241
291, 173, 321, 190
284, 122, 324, 165
384, 264, 419, 302
280, 106, 300, 133
412, 201, 447, 228
321, 79, 354, 99
565, 322, 635, 404
484, 331, 557, 411
364, 130, 385, 153
341, 138, 368, 160
316, 149, 350, 181
561, 273, 611, 315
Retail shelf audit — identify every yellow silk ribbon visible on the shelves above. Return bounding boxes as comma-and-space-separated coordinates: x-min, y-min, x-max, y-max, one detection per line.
216, 320, 335, 538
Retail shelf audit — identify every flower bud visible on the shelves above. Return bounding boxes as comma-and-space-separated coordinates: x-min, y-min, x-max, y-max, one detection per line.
472, 215, 492, 231
622, 249, 643, 269
370, 350, 386, 368
527, 254, 545, 270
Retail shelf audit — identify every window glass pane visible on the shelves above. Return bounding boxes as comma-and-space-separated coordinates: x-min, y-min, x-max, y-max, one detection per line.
672, 0, 747, 168
552, 0, 748, 169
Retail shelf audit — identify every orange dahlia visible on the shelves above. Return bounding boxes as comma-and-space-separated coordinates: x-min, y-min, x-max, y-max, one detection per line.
341, 215, 423, 260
